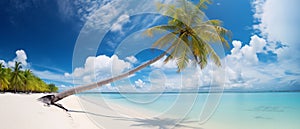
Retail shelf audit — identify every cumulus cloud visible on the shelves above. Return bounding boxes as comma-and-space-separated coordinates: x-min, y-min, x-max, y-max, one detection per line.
224, 35, 269, 88
223, 34, 300, 89
228, 35, 266, 65
253, 0, 300, 43
125, 56, 138, 63
251, 0, 300, 88
111, 14, 130, 32
135, 79, 145, 88
252, 0, 300, 60
65, 55, 132, 84
7, 50, 28, 68
150, 56, 177, 69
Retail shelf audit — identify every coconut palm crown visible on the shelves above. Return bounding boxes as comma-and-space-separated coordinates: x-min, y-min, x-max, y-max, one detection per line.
145, 0, 231, 71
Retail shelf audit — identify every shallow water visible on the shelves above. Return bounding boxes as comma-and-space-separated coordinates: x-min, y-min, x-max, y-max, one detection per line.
78, 92, 300, 129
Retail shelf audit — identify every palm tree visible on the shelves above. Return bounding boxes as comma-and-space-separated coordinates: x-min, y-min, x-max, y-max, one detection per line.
11, 61, 25, 93
0, 63, 10, 91
23, 69, 33, 93
39, 0, 231, 108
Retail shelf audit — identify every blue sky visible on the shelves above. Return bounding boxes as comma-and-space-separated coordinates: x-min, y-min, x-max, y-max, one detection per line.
0, 0, 299, 92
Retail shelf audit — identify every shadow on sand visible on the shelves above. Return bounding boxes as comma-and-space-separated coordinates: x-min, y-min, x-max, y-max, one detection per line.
68, 110, 203, 129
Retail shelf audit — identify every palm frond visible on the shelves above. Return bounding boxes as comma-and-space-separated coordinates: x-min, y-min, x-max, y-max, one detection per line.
194, 28, 220, 42
203, 19, 222, 26
152, 32, 177, 48
197, 0, 212, 10
214, 26, 232, 48
176, 34, 190, 72
144, 25, 178, 37
193, 24, 231, 48
163, 33, 185, 63
190, 33, 221, 69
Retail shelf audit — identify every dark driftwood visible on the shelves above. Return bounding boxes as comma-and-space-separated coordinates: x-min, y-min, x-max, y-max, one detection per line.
38, 95, 68, 111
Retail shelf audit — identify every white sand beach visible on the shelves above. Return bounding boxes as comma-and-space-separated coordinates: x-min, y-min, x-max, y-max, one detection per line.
0, 93, 99, 129
0, 93, 204, 129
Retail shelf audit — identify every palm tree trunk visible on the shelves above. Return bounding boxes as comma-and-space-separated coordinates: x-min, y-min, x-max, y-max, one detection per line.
39, 49, 169, 105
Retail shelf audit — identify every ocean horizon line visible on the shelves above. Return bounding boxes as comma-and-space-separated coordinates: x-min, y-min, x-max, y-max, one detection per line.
77, 90, 300, 94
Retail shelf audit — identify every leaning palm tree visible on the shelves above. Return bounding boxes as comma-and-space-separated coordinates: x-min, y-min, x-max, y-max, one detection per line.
39, 0, 231, 109
0, 63, 10, 91
11, 61, 25, 93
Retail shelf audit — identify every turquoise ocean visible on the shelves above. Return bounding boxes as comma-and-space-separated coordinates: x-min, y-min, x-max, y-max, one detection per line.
78, 92, 300, 129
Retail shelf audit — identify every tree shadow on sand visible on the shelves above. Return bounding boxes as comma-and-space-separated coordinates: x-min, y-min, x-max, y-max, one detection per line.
117, 117, 203, 129
68, 110, 203, 129
68, 110, 120, 118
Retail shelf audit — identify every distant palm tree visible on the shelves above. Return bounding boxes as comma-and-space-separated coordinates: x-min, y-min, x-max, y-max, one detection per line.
23, 69, 33, 93
11, 62, 25, 93
0, 63, 10, 91
39, 0, 231, 109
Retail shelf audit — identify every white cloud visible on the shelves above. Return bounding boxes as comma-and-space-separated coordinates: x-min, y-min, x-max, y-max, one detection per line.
68, 0, 173, 32
32, 69, 73, 84
56, 0, 75, 20
135, 79, 145, 88
100, 83, 119, 92
8, 50, 28, 68
223, 35, 300, 89
147, 62, 222, 92
230, 35, 266, 65
74, 0, 130, 31
125, 56, 137, 63
252, 0, 300, 60
150, 56, 177, 69
65, 55, 132, 84
224, 39, 266, 88
111, 14, 130, 32
249, 35, 267, 53
253, 0, 300, 44
250, 0, 300, 88
0, 60, 6, 67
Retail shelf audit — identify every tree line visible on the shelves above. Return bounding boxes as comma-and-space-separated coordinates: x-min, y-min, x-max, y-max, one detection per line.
0, 61, 58, 93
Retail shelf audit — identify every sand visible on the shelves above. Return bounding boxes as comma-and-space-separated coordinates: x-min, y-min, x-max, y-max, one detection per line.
0, 93, 99, 129
0, 93, 204, 129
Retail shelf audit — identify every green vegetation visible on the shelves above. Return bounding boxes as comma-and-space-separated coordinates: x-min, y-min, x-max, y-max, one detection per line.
0, 62, 58, 93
